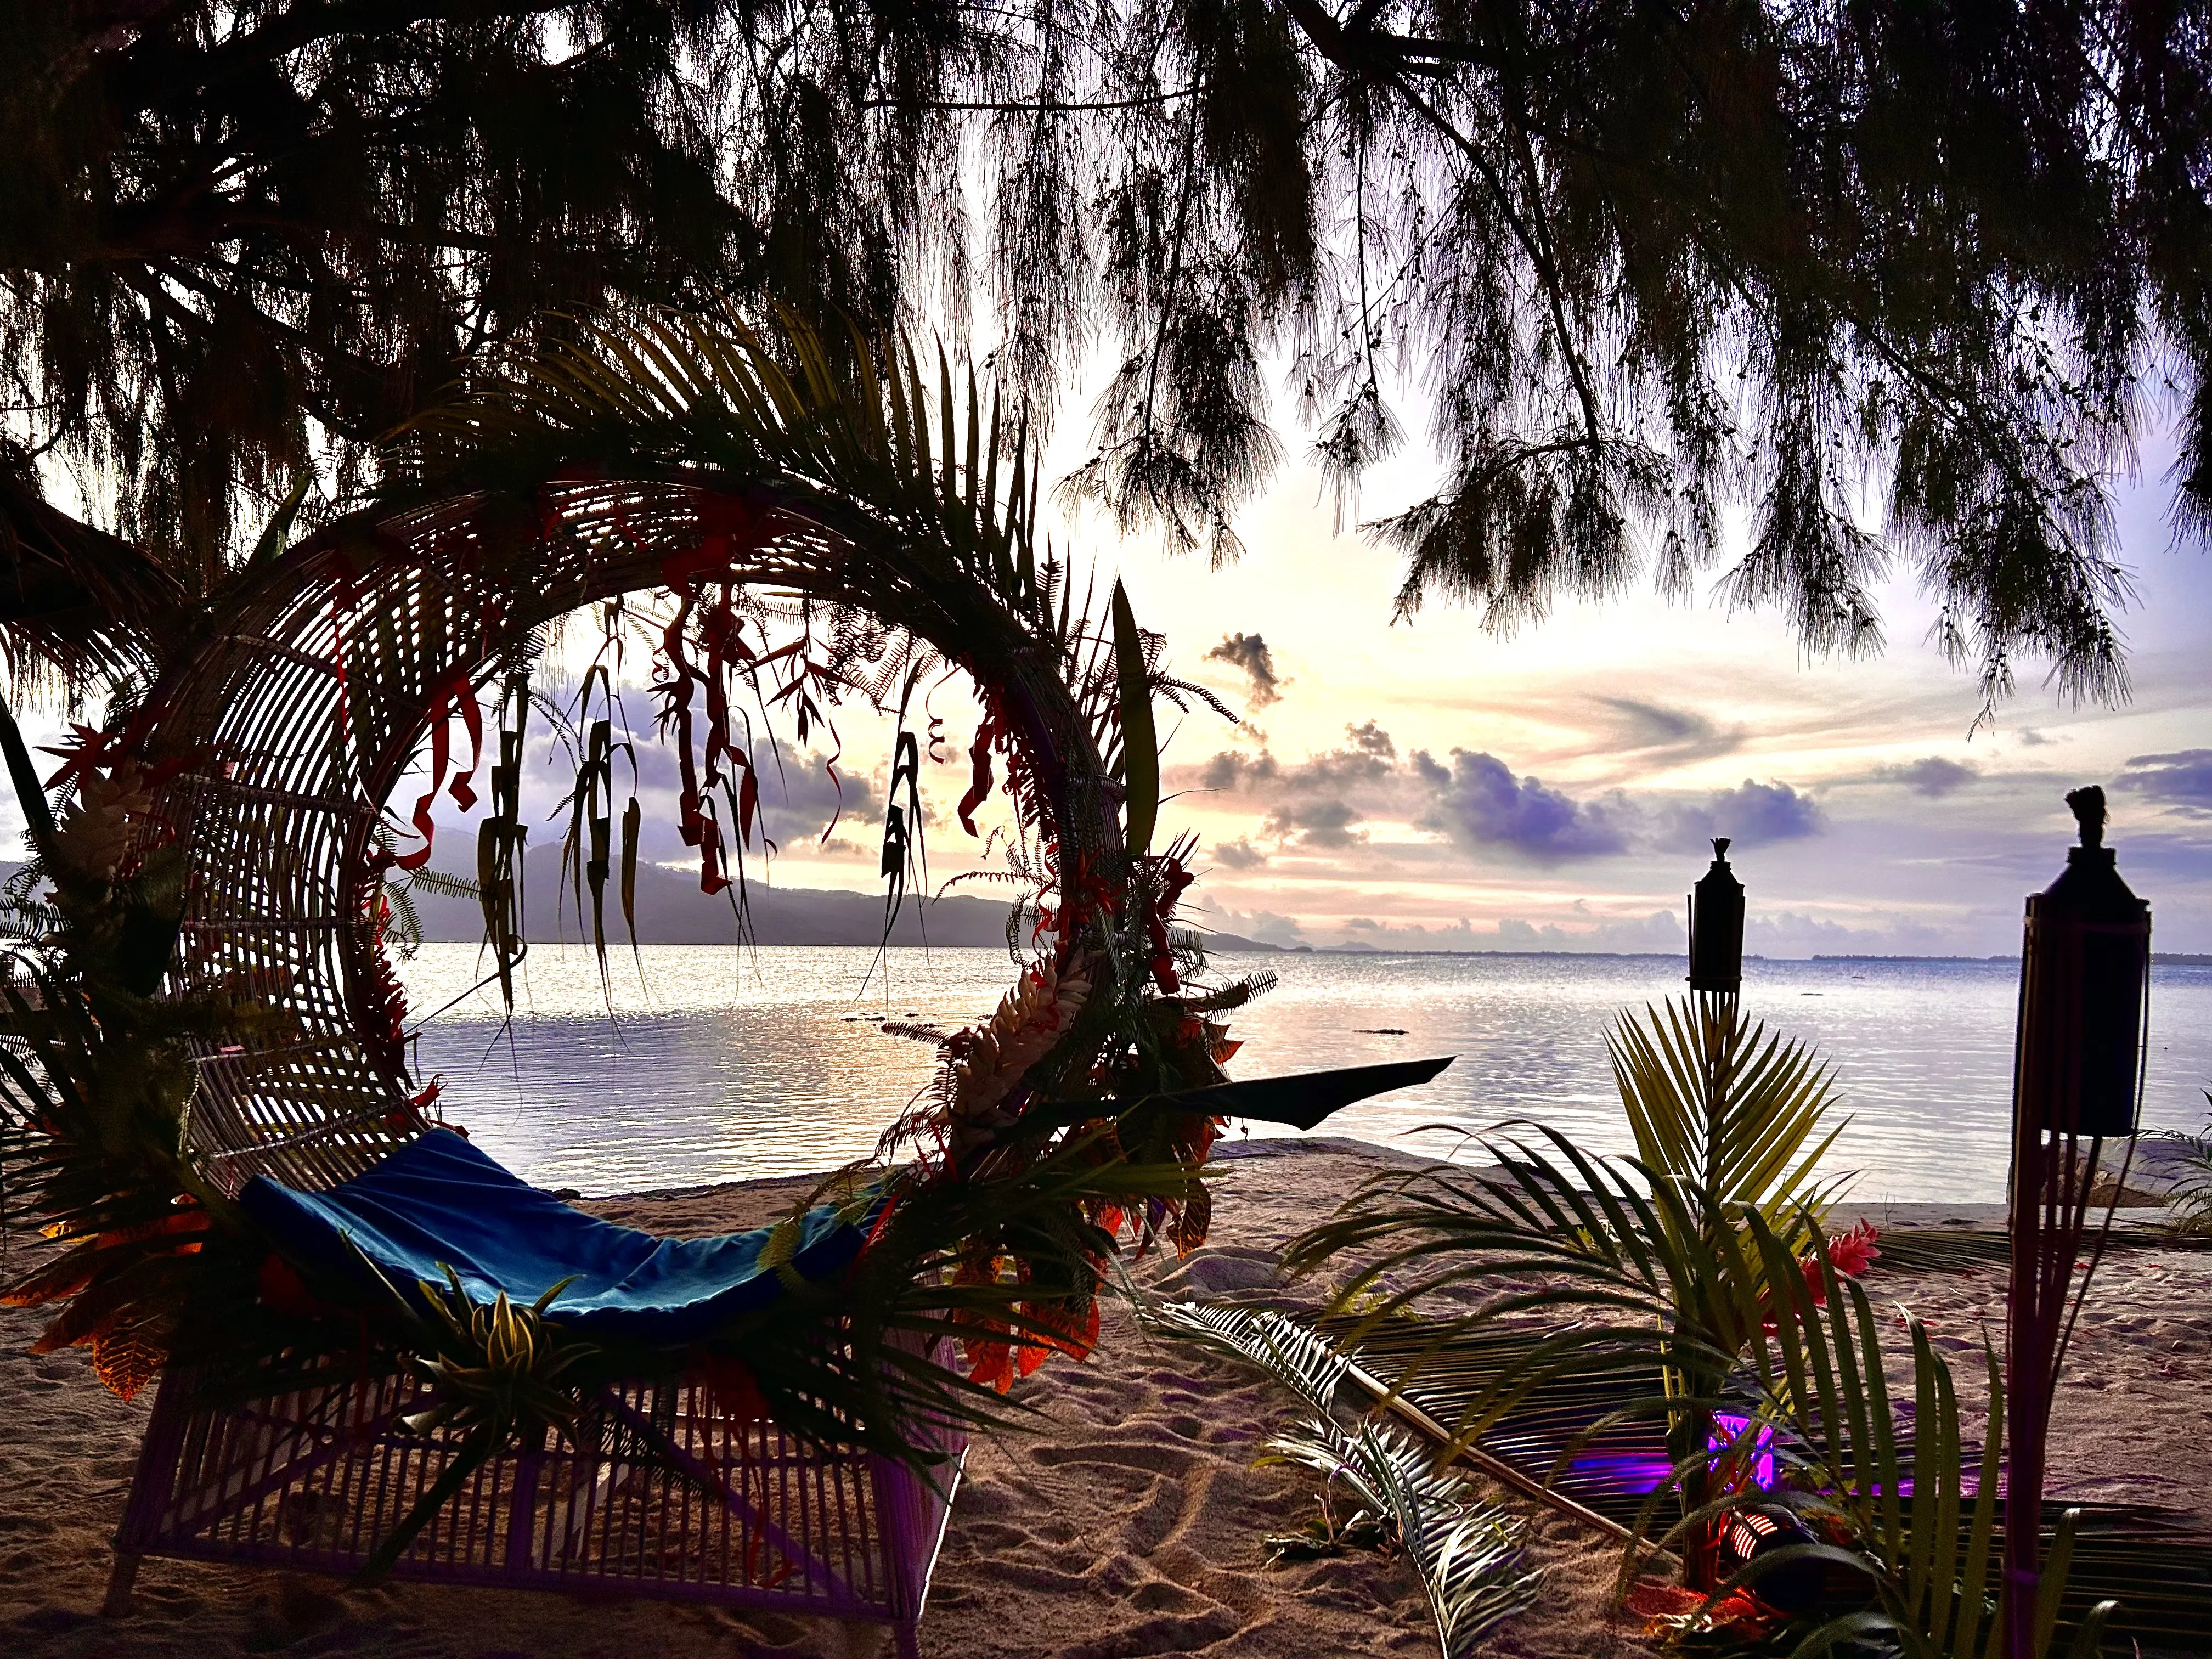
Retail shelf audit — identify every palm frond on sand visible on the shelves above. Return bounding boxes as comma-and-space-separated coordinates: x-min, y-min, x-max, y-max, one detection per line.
1150, 1302, 1543, 1659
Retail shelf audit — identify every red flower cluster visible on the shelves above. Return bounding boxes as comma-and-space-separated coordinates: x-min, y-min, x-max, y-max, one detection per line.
1798, 1219, 1881, 1306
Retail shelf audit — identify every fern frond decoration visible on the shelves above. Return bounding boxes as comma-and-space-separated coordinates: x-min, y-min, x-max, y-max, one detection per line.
403, 868, 482, 901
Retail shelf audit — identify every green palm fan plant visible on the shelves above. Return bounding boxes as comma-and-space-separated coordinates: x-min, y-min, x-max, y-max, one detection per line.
1285, 998, 1846, 1480
1282, 1131, 1772, 1478
1610, 994, 1847, 1541
1612, 996, 1848, 1233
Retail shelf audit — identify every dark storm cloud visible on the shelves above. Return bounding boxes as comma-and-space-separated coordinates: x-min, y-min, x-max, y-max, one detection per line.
1196, 725, 1396, 796
1198, 750, 1282, 791
1191, 724, 1406, 849
2115, 749, 2212, 815
1179, 721, 1824, 867
1410, 749, 1628, 860
1344, 720, 1396, 758
1660, 779, 1822, 849
1204, 631, 1285, 707
1872, 756, 1978, 797
757, 751, 881, 840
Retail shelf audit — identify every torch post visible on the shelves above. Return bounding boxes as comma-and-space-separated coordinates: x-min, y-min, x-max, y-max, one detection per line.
2002, 788, 2149, 1657
1681, 837, 1746, 1590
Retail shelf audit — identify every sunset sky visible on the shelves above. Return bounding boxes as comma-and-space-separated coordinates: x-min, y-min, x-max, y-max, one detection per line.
12, 396, 2207, 960
700, 418, 2212, 959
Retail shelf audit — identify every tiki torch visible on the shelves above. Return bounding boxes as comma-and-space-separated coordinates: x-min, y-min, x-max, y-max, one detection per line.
1683, 837, 1745, 1589
2004, 787, 2151, 1657
1689, 837, 1746, 997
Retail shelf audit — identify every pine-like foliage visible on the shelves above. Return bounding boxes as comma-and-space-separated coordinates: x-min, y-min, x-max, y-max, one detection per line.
2, 4, 754, 588
5, 4, 2208, 709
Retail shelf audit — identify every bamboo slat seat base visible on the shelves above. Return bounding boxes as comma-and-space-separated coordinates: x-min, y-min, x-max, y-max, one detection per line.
110, 1349, 965, 1658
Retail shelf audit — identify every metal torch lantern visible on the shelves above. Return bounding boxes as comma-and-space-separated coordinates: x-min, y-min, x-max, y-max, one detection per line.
2002, 785, 2151, 1659
1688, 838, 1745, 995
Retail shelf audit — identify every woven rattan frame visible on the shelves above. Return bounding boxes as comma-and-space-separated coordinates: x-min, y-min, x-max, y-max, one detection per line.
139, 474, 1119, 1195
110, 1344, 967, 1657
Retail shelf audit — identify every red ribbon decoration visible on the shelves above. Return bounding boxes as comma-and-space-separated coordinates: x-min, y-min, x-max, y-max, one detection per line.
394, 668, 485, 871
957, 707, 1005, 835
1145, 855, 1196, 994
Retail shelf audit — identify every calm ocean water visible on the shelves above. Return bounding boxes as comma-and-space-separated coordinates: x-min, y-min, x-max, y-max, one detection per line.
397, 945, 2212, 1203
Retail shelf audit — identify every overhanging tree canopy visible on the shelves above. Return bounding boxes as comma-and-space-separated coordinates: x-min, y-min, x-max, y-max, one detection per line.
6, 2, 2208, 710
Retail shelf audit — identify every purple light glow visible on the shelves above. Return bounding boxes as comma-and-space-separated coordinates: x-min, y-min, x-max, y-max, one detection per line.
1568, 1453, 1677, 1492
1710, 1412, 1778, 1491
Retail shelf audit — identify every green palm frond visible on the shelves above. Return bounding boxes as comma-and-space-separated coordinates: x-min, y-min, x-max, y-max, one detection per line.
1282, 1129, 1771, 1448
0, 862, 59, 945
1611, 995, 1847, 1240
400, 312, 1062, 631
345, 1252, 602, 1584
2152, 1097, 2212, 1239
1111, 579, 1158, 854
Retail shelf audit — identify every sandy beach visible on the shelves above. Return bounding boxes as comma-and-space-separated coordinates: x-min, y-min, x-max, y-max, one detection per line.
4, 1138, 2207, 1659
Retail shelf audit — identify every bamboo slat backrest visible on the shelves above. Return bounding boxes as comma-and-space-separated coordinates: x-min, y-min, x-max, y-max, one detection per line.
139, 479, 1112, 1195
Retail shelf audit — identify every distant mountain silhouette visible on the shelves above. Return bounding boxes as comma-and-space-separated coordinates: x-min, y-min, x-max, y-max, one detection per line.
399, 835, 1286, 952
0, 846, 1279, 953
401, 834, 1022, 947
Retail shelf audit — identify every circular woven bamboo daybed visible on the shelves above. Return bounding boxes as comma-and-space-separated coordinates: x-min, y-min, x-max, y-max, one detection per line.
31, 324, 1225, 1649
4, 320, 1438, 1650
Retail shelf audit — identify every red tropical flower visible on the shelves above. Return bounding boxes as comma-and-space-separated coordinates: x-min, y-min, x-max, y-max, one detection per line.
1798, 1220, 1881, 1306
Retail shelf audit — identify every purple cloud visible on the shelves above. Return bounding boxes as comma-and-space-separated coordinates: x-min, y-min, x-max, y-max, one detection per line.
1412, 749, 1627, 861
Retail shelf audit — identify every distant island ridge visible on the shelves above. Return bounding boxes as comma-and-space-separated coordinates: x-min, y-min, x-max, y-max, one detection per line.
4, 848, 2202, 961
376, 840, 2212, 964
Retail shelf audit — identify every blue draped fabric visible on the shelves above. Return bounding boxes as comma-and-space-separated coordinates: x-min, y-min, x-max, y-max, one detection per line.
242, 1130, 872, 1345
